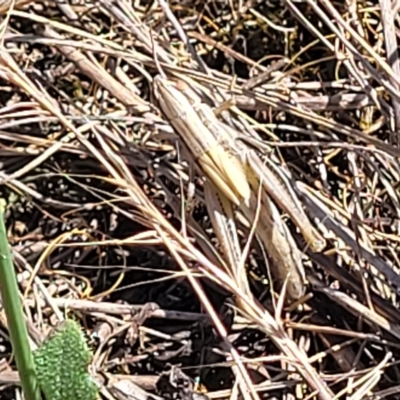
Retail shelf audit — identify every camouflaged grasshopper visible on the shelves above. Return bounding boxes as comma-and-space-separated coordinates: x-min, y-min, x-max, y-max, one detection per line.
153, 75, 251, 207
153, 72, 326, 300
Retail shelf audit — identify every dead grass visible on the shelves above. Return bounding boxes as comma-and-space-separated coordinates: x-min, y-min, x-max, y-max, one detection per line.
1, 0, 400, 399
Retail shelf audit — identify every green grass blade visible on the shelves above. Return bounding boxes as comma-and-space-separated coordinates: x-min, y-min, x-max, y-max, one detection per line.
0, 199, 42, 400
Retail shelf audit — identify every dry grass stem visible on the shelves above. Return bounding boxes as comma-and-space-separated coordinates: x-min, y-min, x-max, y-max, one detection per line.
1, 1, 400, 399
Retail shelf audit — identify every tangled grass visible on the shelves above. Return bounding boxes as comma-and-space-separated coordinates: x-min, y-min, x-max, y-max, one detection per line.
1, 0, 400, 399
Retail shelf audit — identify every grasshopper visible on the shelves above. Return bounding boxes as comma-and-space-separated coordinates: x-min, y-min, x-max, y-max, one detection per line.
153, 74, 322, 299
153, 75, 251, 207
169, 77, 326, 253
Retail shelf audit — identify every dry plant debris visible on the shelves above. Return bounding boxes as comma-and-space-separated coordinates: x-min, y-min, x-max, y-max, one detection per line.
1, 0, 400, 399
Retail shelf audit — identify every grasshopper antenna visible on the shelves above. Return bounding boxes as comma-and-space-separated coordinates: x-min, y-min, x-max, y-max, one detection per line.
151, 27, 167, 79
157, 0, 208, 75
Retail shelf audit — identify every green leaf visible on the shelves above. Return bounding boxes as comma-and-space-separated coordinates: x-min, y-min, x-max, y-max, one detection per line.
33, 319, 98, 400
